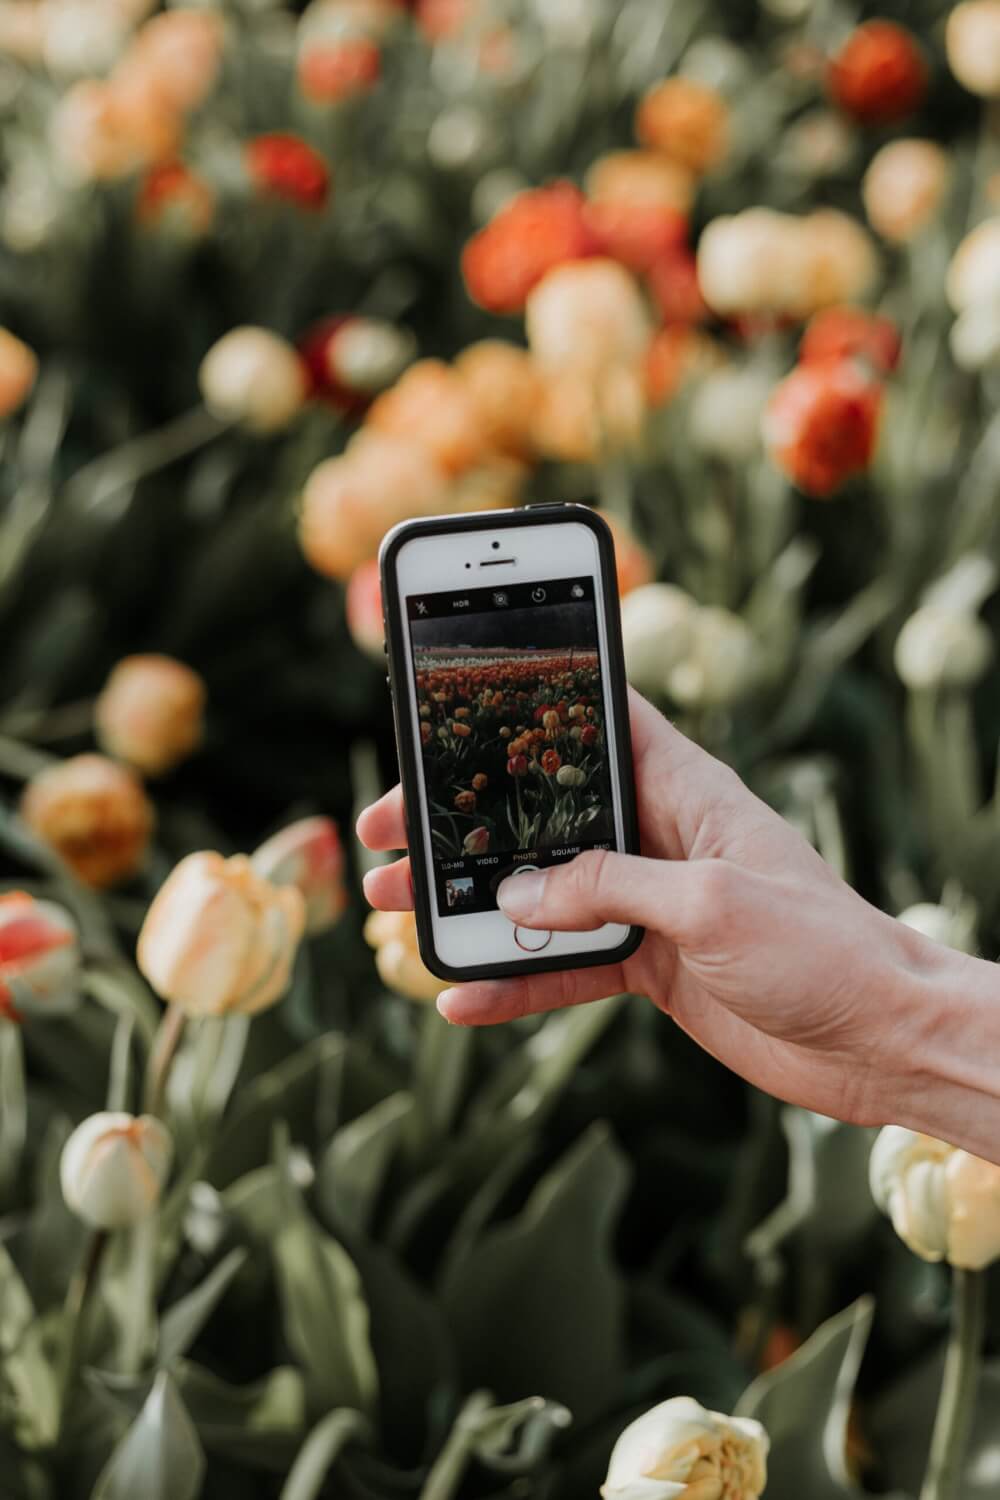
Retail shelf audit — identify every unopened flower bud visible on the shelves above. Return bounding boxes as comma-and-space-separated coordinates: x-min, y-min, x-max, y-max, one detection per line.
0, 892, 79, 1021
947, 219, 1000, 314
870, 1127, 1000, 1269
894, 605, 992, 689
668, 607, 757, 709
621, 584, 697, 695
364, 908, 440, 1002
60, 1111, 172, 1230
137, 852, 306, 1017
601, 1396, 768, 1500
946, 1, 1000, 98
20, 754, 154, 889
555, 764, 586, 787
199, 326, 307, 434
251, 816, 347, 935
526, 259, 651, 377
863, 139, 950, 244
95, 654, 205, 778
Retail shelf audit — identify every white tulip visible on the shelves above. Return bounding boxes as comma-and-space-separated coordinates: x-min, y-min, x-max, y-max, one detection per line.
601, 1396, 768, 1500
894, 605, 992, 690
947, 219, 1000, 314
61, 1112, 172, 1230
946, 0, 1000, 97
870, 1127, 1000, 1270
198, 326, 307, 434
620, 585, 697, 695
668, 607, 758, 709
688, 366, 772, 462
898, 901, 977, 954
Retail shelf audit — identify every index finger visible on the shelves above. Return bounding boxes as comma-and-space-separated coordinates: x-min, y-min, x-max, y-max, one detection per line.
356, 785, 407, 852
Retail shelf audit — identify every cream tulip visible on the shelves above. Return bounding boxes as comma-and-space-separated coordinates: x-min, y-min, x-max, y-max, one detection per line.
137, 852, 306, 1018
621, 584, 697, 696
199, 327, 307, 434
894, 605, 992, 690
364, 909, 440, 1003
668, 607, 758, 710
95, 654, 206, 778
870, 1127, 1000, 1269
60, 1112, 172, 1230
947, 219, 1000, 313
946, 0, 1000, 97
601, 1396, 768, 1500
525, 259, 652, 376
862, 139, 950, 244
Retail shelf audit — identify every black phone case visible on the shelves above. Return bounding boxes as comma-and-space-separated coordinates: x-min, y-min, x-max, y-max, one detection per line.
378, 503, 643, 983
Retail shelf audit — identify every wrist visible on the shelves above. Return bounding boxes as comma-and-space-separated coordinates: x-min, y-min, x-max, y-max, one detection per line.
882, 927, 1000, 1162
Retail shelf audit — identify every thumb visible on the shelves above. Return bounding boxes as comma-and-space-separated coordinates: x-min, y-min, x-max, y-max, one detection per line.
496, 849, 713, 941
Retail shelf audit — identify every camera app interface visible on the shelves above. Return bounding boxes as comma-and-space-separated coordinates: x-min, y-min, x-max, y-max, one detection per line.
406, 578, 617, 917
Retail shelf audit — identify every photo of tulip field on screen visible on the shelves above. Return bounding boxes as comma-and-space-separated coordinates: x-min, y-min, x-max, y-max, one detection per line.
3, 0, 1000, 1498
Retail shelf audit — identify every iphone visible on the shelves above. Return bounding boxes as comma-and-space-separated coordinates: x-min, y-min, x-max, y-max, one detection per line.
379, 504, 642, 982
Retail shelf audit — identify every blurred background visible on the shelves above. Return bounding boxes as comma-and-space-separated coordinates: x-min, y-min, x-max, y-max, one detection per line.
1, 0, 1000, 1497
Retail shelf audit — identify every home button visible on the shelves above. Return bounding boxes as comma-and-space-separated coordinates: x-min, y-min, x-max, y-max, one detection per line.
514, 926, 552, 953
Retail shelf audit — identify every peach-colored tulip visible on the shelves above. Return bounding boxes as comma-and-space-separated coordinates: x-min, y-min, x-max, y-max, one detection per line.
20, 754, 154, 888
0, 3, 44, 62
125, 7, 223, 115
636, 78, 729, 175
0, 892, 79, 1021
51, 76, 179, 182
531, 364, 645, 464
364, 908, 441, 1002
137, 852, 306, 1017
526, 259, 652, 377
585, 149, 694, 215
454, 340, 541, 459
862, 139, 950, 244
871, 1127, 1000, 1269
366, 358, 491, 475
95, 654, 206, 778
946, 0, 1000, 97
251, 816, 347, 935
199, 327, 307, 434
604, 515, 654, 598
698, 207, 876, 319
299, 431, 449, 581
61, 1111, 172, 1229
0, 329, 37, 420
345, 559, 385, 660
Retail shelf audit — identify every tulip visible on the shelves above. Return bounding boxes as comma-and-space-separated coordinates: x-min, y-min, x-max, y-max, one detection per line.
137, 852, 306, 1017
345, 560, 385, 661
199, 327, 307, 435
0, 3, 44, 62
51, 76, 179, 183
0, 892, 79, 1021
472, 772, 488, 790
454, 790, 477, 813
251, 816, 347, 935
947, 219, 1000, 314
946, 0, 1000, 97
95, 654, 205, 778
698, 208, 876, 319
454, 341, 541, 459
364, 908, 440, 1002
525, 259, 651, 378
245, 133, 331, 212
620, 584, 697, 695
894, 605, 993, 690
541, 749, 561, 774
461, 180, 596, 315
137, 161, 215, 237
61, 1112, 173, 1230
826, 20, 927, 124
645, 327, 716, 408
299, 34, 381, 102
20, 754, 154, 889
367, 359, 491, 475
863, 139, 950, 244
299, 431, 448, 581
0, 328, 38, 420
667, 607, 758, 709
555, 765, 586, 787
601, 1395, 768, 1500
507, 754, 529, 777
763, 360, 882, 498
531, 364, 645, 464
800, 306, 901, 375
870, 1128, 1000, 1270
125, 8, 223, 115
451, 720, 472, 738
898, 901, 978, 955
635, 78, 729, 175
688, 365, 773, 463
581, 724, 599, 747
462, 826, 489, 855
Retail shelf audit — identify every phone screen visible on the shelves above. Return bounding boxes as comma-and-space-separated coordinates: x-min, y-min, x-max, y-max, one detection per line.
405, 576, 618, 917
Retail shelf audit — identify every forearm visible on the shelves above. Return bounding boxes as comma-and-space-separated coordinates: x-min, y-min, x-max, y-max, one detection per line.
887, 937, 1000, 1164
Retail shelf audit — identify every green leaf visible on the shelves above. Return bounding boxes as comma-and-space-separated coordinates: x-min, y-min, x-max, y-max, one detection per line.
158, 1248, 249, 1366
0, 1242, 59, 1449
441, 1123, 629, 1425
316, 1092, 414, 1240
0, 1025, 26, 1203
273, 1216, 379, 1417
735, 1298, 874, 1500
91, 1371, 205, 1500
279, 1409, 372, 1500
872, 1351, 1000, 1499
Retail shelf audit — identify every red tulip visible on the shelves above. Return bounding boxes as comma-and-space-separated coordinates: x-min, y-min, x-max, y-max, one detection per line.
763, 361, 882, 498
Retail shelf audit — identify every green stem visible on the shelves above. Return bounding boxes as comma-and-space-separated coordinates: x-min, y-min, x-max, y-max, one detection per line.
63, 404, 226, 511
0, 734, 58, 779
144, 1002, 187, 1119
419, 1390, 494, 1500
59, 1229, 108, 1435
920, 1268, 986, 1500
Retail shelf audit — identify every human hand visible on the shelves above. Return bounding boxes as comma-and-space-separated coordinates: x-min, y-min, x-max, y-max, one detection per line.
358, 689, 956, 1130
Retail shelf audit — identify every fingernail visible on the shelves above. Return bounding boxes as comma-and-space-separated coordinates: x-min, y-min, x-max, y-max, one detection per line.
497, 870, 546, 921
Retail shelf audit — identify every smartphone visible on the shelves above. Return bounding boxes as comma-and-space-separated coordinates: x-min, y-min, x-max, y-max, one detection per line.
379, 504, 642, 983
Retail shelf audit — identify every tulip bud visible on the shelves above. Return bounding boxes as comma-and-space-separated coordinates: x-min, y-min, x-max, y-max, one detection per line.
863, 139, 950, 245
199, 327, 308, 434
137, 852, 306, 1017
763, 360, 882, 498
635, 78, 729, 175
345, 560, 385, 661
20, 754, 154, 889
946, 1, 1000, 98
0, 892, 79, 1021
251, 816, 347, 935
621, 584, 697, 695
894, 605, 992, 690
601, 1396, 768, 1500
95, 654, 206, 778
525, 259, 651, 377
462, 826, 490, 855
367, 359, 490, 476
60, 1111, 173, 1230
454, 341, 541, 460
667, 607, 758, 709
898, 901, 978, 954
555, 764, 586, 787
947, 220, 1000, 314
870, 1127, 1000, 1270
0, 327, 38, 420
364, 908, 440, 1003
127, 8, 223, 115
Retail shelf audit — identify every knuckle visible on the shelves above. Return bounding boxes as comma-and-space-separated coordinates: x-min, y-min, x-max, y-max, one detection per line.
569, 848, 611, 902
684, 859, 740, 942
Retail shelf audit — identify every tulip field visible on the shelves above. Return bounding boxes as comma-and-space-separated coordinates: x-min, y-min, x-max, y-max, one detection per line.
2, 0, 1000, 1498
